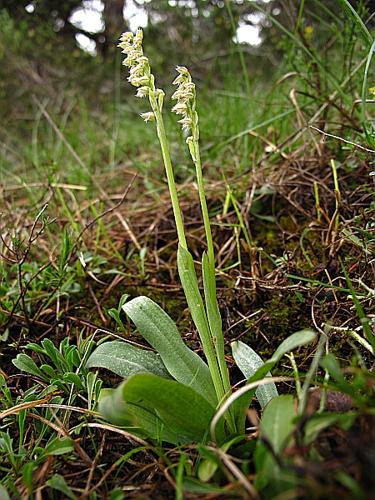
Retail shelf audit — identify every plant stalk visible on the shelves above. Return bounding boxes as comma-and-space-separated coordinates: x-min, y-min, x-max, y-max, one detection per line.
150, 98, 187, 251
192, 144, 233, 397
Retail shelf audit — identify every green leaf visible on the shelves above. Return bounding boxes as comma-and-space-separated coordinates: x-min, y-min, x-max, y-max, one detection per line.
177, 247, 212, 351
341, 262, 375, 351
45, 437, 75, 456
22, 461, 36, 492
255, 395, 296, 491
41, 338, 66, 370
320, 354, 358, 398
197, 436, 243, 482
304, 412, 357, 444
109, 488, 125, 500
202, 252, 222, 344
26, 343, 46, 354
100, 373, 220, 444
99, 388, 182, 443
12, 354, 49, 382
198, 456, 220, 483
177, 246, 224, 404
231, 340, 278, 409
271, 329, 317, 362
123, 374, 217, 442
0, 485, 10, 500
123, 296, 216, 406
40, 364, 57, 379
183, 478, 231, 495
202, 252, 231, 396
232, 330, 316, 432
252, 330, 317, 382
108, 308, 125, 329
63, 372, 85, 390
86, 341, 169, 379
260, 395, 295, 452
46, 474, 76, 500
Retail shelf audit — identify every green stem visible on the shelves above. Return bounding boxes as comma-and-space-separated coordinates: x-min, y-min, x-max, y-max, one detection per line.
191, 139, 235, 431
195, 150, 231, 380
193, 148, 215, 266
150, 100, 187, 250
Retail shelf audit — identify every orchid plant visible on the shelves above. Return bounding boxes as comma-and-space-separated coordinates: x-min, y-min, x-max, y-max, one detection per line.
86, 29, 316, 446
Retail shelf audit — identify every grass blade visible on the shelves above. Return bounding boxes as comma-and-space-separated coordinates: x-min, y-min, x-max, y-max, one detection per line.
337, 0, 373, 47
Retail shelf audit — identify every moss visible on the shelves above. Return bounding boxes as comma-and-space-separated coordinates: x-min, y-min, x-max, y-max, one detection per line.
265, 293, 304, 333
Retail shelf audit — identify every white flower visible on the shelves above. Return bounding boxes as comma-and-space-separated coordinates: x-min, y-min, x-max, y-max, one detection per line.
128, 76, 147, 87
133, 28, 143, 48
173, 66, 192, 85
118, 29, 160, 118
175, 66, 189, 75
140, 112, 156, 122
171, 102, 187, 115
135, 86, 149, 98
171, 66, 197, 136
119, 29, 151, 89
178, 117, 192, 131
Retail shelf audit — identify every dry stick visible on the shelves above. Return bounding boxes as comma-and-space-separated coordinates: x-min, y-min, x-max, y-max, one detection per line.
3, 206, 51, 330
83, 433, 106, 497
28, 412, 92, 467
81, 422, 148, 446
309, 125, 375, 153
290, 88, 322, 156
88, 285, 107, 324
215, 448, 260, 499
0, 395, 54, 420
2, 182, 87, 192
32, 175, 136, 329
75, 173, 137, 247
32, 96, 141, 250
0, 308, 51, 329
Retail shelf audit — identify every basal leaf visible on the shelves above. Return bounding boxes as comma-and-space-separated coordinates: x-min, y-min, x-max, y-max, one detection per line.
123, 373, 216, 442
231, 340, 278, 409
232, 330, 316, 431
99, 387, 182, 443
100, 373, 221, 444
177, 246, 223, 401
123, 296, 216, 406
86, 340, 169, 379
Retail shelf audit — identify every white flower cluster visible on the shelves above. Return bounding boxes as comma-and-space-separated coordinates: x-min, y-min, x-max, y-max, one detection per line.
119, 29, 164, 123
119, 29, 150, 89
171, 66, 197, 134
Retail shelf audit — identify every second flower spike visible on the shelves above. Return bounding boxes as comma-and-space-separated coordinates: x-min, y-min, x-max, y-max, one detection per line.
172, 66, 199, 137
